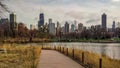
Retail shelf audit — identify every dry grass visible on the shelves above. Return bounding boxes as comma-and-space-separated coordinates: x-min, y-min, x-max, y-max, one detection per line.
0, 44, 41, 68
102, 56, 120, 68
71, 49, 120, 68
50, 46, 120, 68
38, 45, 120, 68
68, 48, 73, 57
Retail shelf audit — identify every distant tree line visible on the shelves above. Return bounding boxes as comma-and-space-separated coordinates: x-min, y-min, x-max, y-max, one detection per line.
0, 21, 50, 40
58, 27, 120, 40
1, 21, 120, 41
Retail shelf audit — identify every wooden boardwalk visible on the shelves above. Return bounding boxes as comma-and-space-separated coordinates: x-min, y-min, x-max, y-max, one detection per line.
37, 50, 84, 68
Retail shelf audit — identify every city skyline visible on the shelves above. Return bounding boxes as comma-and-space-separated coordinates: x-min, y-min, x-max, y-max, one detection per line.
2, 0, 120, 28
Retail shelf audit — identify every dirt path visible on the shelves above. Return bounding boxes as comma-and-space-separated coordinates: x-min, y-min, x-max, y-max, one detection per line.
37, 50, 84, 68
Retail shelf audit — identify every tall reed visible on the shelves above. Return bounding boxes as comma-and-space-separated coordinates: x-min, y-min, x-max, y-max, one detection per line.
0, 44, 41, 68
43, 45, 120, 68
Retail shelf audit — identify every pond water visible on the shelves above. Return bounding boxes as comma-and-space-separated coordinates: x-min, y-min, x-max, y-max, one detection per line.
39, 42, 120, 60
2, 42, 119, 60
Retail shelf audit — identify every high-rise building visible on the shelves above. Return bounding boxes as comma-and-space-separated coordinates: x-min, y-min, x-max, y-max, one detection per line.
30, 24, 35, 30
49, 18, 52, 23
78, 23, 83, 32
74, 20, 77, 30
61, 26, 65, 34
95, 25, 102, 31
71, 24, 75, 32
102, 13, 107, 29
38, 13, 44, 29
56, 21, 61, 36
48, 19, 55, 35
10, 13, 17, 30
65, 22, 69, 34
57, 21, 60, 28
112, 21, 115, 31
0, 18, 9, 24
118, 22, 120, 28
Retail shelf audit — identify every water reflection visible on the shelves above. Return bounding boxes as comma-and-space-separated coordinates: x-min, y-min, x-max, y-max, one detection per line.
42, 42, 120, 60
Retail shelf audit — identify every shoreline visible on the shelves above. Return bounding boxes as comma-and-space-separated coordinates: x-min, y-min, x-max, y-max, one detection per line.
42, 45, 120, 68
1, 39, 120, 44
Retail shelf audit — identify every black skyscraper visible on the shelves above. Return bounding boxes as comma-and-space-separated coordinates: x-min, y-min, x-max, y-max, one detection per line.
38, 13, 44, 29
112, 21, 115, 32
102, 13, 107, 29
10, 13, 17, 30
65, 22, 69, 34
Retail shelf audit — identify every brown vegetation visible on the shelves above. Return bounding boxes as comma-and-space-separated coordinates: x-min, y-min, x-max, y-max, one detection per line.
42, 45, 120, 68
0, 44, 41, 68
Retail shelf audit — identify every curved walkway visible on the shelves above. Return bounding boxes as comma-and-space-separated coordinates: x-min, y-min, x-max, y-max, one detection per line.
37, 50, 84, 68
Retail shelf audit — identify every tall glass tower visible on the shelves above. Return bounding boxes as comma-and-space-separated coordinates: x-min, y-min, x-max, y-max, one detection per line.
65, 22, 69, 34
10, 12, 17, 30
10, 12, 18, 37
102, 13, 107, 29
38, 13, 44, 29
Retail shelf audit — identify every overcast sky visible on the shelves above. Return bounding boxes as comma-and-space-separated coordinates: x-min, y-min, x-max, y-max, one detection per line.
2, 0, 120, 28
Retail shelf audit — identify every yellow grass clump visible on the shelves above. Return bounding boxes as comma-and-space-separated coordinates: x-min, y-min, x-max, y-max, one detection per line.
53, 46, 120, 68
71, 49, 120, 68
0, 44, 41, 68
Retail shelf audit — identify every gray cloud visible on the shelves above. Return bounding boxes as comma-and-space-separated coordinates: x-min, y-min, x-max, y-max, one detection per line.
86, 18, 100, 23
65, 11, 87, 20
1, 0, 120, 28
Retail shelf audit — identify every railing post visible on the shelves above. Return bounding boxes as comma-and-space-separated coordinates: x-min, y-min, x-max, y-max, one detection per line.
57, 46, 58, 51
58, 46, 59, 51
54, 46, 56, 50
82, 52, 84, 64
51, 46, 52, 50
66, 48, 68, 56
99, 58, 102, 68
72, 48, 74, 59
42, 45, 43, 49
63, 47, 64, 53
60, 46, 61, 52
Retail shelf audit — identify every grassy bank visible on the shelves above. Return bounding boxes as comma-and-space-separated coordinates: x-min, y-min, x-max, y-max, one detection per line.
2, 38, 50, 43
1, 38, 120, 43
0, 44, 41, 68
42, 45, 120, 68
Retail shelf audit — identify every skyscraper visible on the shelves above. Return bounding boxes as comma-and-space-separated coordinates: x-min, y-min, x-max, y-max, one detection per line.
48, 19, 55, 35
30, 24, 35, 30
112, 21, 115, 31
57, 21, 61, 28
71, 24, 75, 32
74, 20, 77, 30
10, 13, 18, 37
56, 21, 61, 36
78, 23, 83, 32
65, 22, 69, 34
118, 22, 120, 28
38, 13, 44, 29
49, 18, 52, 23
61, 26, 65, 34
0, 18, 9, 24
102, 13, 107, 29
10, 12, 17, 30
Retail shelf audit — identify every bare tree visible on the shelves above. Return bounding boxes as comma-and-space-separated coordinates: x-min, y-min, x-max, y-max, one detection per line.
0, 0, 10, 18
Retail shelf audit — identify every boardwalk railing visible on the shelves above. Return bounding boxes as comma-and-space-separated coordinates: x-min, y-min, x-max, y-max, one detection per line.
41, 45, 120, 68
